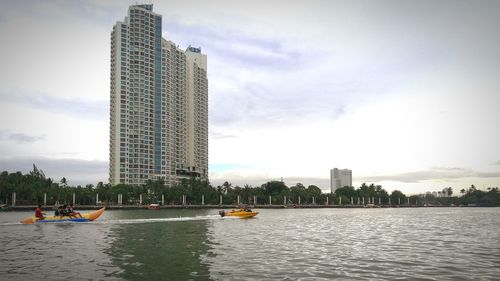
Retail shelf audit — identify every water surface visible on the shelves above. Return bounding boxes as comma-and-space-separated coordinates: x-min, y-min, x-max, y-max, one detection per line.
1, 208, 499, 280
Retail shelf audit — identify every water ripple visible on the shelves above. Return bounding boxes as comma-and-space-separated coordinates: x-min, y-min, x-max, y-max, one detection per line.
205, 208, 500, 280
2, 208, 500, 280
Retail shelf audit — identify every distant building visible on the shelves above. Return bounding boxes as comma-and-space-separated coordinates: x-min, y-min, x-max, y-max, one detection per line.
330, 168, 352, 193
109, 4, 208, 186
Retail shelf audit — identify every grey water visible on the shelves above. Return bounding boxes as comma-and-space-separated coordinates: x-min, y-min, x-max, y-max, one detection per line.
1, 208, 499, 280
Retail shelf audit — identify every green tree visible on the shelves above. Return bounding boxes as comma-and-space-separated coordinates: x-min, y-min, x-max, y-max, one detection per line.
262, 181, 288, 196
290, 183, 307, 204
335, 186, 356, 199
307, 185, 322, 204
60, 177, 67, 187
390, 190, 406, 205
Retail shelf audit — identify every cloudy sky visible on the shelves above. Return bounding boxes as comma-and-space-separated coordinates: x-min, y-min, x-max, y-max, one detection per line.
0, 0, 499, 194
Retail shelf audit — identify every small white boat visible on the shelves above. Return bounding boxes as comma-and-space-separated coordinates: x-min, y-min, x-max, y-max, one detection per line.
148, 203, 160, 210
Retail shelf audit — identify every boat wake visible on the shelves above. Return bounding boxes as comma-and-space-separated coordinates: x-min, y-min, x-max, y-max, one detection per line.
1, 214, 231, 227
0, 222, 23, 226
96, 214, 223, 225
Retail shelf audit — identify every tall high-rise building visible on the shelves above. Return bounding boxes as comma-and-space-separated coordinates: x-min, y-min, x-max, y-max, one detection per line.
109, 4, 208, 186
330, 168, 352, 193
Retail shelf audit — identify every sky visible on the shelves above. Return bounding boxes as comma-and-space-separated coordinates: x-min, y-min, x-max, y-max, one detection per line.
0, 0, 499, 194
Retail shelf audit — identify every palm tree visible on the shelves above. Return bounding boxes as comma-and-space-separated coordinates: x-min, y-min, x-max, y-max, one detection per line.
222, 181, 232, 194
447, 187, 453, 197
60, 177, 67, 188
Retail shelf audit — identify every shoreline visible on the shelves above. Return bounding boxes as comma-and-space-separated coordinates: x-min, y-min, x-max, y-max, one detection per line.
2, 204, 477, 211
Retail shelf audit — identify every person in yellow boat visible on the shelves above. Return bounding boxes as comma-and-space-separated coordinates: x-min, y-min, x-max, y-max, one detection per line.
55, 205, 68, 217
34, 204, 45, 221
61, 204, 71, 216
67, 204, 82, 218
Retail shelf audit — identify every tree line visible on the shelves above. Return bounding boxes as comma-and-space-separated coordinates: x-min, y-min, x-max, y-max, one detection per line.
1, 166, 499, 206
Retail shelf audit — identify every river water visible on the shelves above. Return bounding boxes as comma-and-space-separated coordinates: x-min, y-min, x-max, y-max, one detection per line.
1, 207, 499, 280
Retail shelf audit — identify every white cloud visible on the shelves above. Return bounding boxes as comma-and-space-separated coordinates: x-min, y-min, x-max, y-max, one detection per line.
0, 90, 107, 120
0, 131, 45, 144
0, 2, 111, 102
0, 156, 107, 186
0, 102, 108, 161
1, 0, 500, 194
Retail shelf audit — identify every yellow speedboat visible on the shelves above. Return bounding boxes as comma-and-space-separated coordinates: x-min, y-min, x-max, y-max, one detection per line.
20, 207, 105, 224
219, 208, 258, 218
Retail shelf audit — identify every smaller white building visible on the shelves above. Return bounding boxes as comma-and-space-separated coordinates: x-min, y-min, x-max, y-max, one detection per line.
330, 168, 352, 193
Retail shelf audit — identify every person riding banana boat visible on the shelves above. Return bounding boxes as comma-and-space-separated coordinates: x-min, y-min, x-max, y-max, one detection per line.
21, 206, 105, 224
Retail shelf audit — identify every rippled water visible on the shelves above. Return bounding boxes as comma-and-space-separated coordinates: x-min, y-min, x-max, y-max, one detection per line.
1, 208, 499, 280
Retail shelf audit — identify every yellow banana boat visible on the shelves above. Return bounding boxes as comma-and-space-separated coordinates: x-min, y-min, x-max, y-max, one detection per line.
219, 208, 258, 218
21, 207, 105, 224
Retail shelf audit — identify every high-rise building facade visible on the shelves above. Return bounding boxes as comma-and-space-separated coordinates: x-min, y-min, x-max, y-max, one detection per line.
109, 4, 208, 186
330, 168, 352, 193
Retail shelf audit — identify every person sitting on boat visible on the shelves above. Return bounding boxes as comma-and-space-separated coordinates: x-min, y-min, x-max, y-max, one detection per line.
35, 204, 45, 221
67, 204, 82, 218
243, 205, 252, 212
55, 205, 68, 217
60, 204, 70, 217
54, 205, 62, 216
